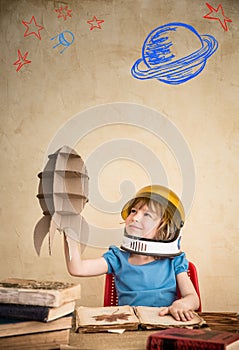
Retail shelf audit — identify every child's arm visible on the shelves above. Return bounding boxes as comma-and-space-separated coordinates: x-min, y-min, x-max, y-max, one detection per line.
158, 272, 200, 321
64, 234, 108, 277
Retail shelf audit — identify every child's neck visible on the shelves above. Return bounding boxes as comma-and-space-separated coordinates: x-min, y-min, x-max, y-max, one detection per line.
128, 253, 155, 265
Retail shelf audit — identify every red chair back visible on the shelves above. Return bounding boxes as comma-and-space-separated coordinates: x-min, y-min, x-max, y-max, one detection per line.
104, 261, 202, 311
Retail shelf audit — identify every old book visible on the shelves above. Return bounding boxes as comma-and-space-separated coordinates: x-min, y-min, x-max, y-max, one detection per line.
135, 306, 205, 330
75, 305, 205, 333
0, 278, 81, 307
0, 315, 72, 337
146, 328, 239, 350
76, 305, 139, 333
0, 301, 75, 322
0, 328, 70, 350
199, 312, 239, 333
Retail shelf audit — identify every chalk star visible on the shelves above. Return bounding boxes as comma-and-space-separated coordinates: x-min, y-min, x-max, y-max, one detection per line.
55, 6, 72, 21
87, 16, 105, 30
203, 3, 232, 31
22, 15, 44, 40
13, 50, 31, 72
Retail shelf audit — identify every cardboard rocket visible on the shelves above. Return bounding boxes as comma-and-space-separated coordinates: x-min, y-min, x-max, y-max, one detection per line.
34, 146, 89, 255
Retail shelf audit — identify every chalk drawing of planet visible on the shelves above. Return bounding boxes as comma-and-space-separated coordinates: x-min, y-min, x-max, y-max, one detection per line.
131, 22, 218, 84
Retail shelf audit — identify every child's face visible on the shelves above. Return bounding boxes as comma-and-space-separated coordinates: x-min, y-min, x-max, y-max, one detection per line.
125, 202, 162, 239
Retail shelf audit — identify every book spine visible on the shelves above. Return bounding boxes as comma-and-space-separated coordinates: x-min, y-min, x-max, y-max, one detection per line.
0, 329, 70, 350
149, 338, 224, 350
0, 304, 49, 322
176, 339, 224, 350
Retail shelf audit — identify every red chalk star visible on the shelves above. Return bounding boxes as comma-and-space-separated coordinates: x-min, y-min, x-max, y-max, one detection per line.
55, 6, 72, 21
203, 3, 232, 31
13, 50, 31, 72
87, 16, 105, 30
22, 15, 44, 40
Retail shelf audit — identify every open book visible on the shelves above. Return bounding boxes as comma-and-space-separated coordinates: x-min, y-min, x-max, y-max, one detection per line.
75, 305, 206, 333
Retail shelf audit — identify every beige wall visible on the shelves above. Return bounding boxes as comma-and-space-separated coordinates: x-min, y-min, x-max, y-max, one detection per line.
0, 0, 238, 311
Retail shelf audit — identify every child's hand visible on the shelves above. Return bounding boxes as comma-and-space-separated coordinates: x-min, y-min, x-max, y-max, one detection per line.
158, 301, 195, 322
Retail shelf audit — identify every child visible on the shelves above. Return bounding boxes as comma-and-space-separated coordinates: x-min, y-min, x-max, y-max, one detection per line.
64, 185, 200, 322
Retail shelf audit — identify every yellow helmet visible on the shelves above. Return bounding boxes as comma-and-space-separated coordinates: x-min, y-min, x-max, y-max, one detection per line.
120, 185, 185, 257
121, 184, 185, 227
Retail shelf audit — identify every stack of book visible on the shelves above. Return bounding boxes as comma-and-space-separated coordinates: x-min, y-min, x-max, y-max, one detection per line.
0, 278, 81, 350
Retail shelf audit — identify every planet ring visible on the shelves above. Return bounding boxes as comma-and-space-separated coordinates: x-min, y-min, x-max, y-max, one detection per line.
131, 34, 218, 82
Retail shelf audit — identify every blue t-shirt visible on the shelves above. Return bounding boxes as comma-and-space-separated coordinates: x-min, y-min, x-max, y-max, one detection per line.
103, 246, 188, 307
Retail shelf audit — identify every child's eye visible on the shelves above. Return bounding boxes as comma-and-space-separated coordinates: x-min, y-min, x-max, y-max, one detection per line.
130, 208, 137, 214
144, 212, 152, 218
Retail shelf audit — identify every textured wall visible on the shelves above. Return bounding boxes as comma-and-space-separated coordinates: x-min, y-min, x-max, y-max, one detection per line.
0, 0, 238, 311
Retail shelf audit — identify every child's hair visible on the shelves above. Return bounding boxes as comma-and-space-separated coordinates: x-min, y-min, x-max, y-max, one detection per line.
126, 197, 177, 241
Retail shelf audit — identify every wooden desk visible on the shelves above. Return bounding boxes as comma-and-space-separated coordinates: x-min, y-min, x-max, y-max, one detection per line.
68, 330, 155, 350
64, 312, 239, 350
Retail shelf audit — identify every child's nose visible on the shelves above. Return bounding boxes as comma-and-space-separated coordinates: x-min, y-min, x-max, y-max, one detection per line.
133, 210, 143, 221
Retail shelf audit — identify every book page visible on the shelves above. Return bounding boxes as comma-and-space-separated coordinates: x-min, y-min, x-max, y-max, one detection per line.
76, 305, 139, 332
228, 340, 239, 350
135, 306, 205, 328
